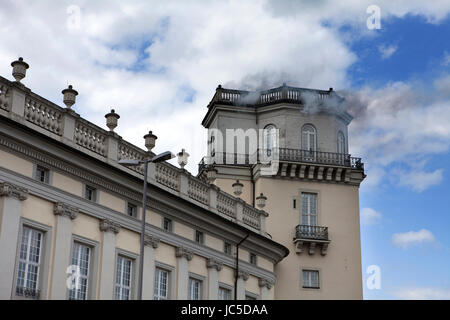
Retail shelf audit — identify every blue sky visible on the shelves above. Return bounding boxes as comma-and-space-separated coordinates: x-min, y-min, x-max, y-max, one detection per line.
1, 0, 450, 299
346, 15, 450, 299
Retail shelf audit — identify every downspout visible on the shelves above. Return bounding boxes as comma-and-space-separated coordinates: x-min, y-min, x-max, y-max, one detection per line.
234, 233, 250, 300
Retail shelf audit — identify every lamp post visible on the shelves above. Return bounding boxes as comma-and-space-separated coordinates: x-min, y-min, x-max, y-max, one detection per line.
119, 150, 175, 300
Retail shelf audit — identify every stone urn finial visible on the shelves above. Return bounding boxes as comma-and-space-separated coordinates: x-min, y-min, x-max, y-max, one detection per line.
232, 180, 244, 196
144, 131, 157, 151
11, 57, 29, 82
256, 193, 267, 209
105, 109, 120, 132
61, 85, 78, 109
177, 148, 190, 169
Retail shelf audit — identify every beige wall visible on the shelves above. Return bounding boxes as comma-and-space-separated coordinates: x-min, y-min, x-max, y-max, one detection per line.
98, 191, 125, 213
214, 178, 253, 206
72, 212, 101, 242
0, 150, 33, 177
116, 227, 140, 255
22, 194, 55, 228
218, 265, 235, 287
255, 177, 362, 299
174, 221, 193, 240
52, 172, 83, 197
205, 234, 223, 252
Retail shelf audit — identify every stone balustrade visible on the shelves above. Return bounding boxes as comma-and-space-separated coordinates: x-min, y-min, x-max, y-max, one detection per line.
0, 75, 268, 235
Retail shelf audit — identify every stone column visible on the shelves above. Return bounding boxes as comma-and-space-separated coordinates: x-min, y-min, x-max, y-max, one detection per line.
175, 246, 192, 300
142, 235, 160, 300
0, 182, 28, 299
50, 202, 79, 299
258, 277, 274, 300
206, 258, 222, 300
236, 270, 249, 300
98, 219, 120, 300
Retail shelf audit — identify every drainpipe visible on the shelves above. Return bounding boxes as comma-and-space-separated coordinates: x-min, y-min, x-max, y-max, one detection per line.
234, 233, 250, 300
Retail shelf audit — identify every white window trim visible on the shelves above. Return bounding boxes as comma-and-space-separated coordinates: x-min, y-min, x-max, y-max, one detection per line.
301, 269, 321, 289
154, 261, 175, 300
188, 273, 205, 300
114, 249, 139, 300
68, 235, 98, 300
13, 218, 52, 300
299, 189, 321, 226
218, 282, 234, 300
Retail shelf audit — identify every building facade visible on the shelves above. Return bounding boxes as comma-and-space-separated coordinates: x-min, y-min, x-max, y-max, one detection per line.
0, 58, 289, 300
199, 85, 366, 299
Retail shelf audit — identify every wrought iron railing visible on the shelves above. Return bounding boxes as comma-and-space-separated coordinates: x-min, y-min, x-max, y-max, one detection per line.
198, 148, 364, 172
295, 225, 329, 241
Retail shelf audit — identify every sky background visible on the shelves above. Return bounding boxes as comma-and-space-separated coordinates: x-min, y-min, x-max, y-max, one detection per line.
1, 0, 450, 299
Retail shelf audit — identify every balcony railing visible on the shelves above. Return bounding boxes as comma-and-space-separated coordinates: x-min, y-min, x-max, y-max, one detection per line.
295, 225, 329, 241
198, 148, 364, 172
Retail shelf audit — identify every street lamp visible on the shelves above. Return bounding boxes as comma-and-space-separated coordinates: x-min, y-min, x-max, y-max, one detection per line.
119, 150, 175, 300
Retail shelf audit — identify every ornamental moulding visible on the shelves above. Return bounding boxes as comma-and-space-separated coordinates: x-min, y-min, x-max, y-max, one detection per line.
99, 218, 121, 234
0, 181, 28, 201
53, 202, 79, 220
175, 246, 193, 261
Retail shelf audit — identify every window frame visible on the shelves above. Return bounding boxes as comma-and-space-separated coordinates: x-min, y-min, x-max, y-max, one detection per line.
337, 130, 346, 154
218, 283, 233, 300
263, 124, 277, 156
13, 218, 52, 300
162, 217, 173, 232
113, 249, 138, 300
245, 291, 259, 300
301, 124, 317, 152
154, 261, 175, 300
33, 164, 51, 184
195, 230, 204, 245
188, 273, 205, 300
301, 269, 320, 289
249, 252, 257, 266
223, 241, 232, 255
67, 235, 98, 300
84, 184, 97, 202
126, 201, 138, 218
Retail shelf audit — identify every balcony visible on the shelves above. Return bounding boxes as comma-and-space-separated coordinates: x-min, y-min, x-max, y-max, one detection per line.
198, 149, 364, 173
293, 225, 330, 256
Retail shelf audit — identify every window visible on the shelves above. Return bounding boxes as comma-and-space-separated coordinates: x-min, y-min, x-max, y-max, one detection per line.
218, 287, 231, 300
69, 243, 91, 300
293, 199, 297, 209
302, 270, 320, 289
249, 253, 257, 265
127, 203, 137, 218
84, 185, 97, 202
263, 124, 277, 156
35, 165, 49, 183
115, 256, 133, 300
245, 293, 258, 300
224, 242, 232, 255
154, 268, 169, 300
163, 218, 172, 232
337, 131, 345, 154
195, 230, 204, 245
301, 193, 317, 226
301, 124, 317, 152
16, 226, 43, 299
188, 278, 202, 300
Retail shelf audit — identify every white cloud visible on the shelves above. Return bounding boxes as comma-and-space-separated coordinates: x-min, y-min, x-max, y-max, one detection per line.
394, 287, 450, 300
392, 229, 435, 249
394, 168, 444, 192
0, 0, 450, 177
378, 44, 397, 59
360, 207, 382, 225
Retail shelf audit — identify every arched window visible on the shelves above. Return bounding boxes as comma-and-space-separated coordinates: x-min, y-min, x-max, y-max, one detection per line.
263, 124, 276, 156
301, 124, 316, 152
337, 131, 345, 154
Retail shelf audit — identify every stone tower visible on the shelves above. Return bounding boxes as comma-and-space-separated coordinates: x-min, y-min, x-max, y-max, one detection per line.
199, 84, 366, 299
